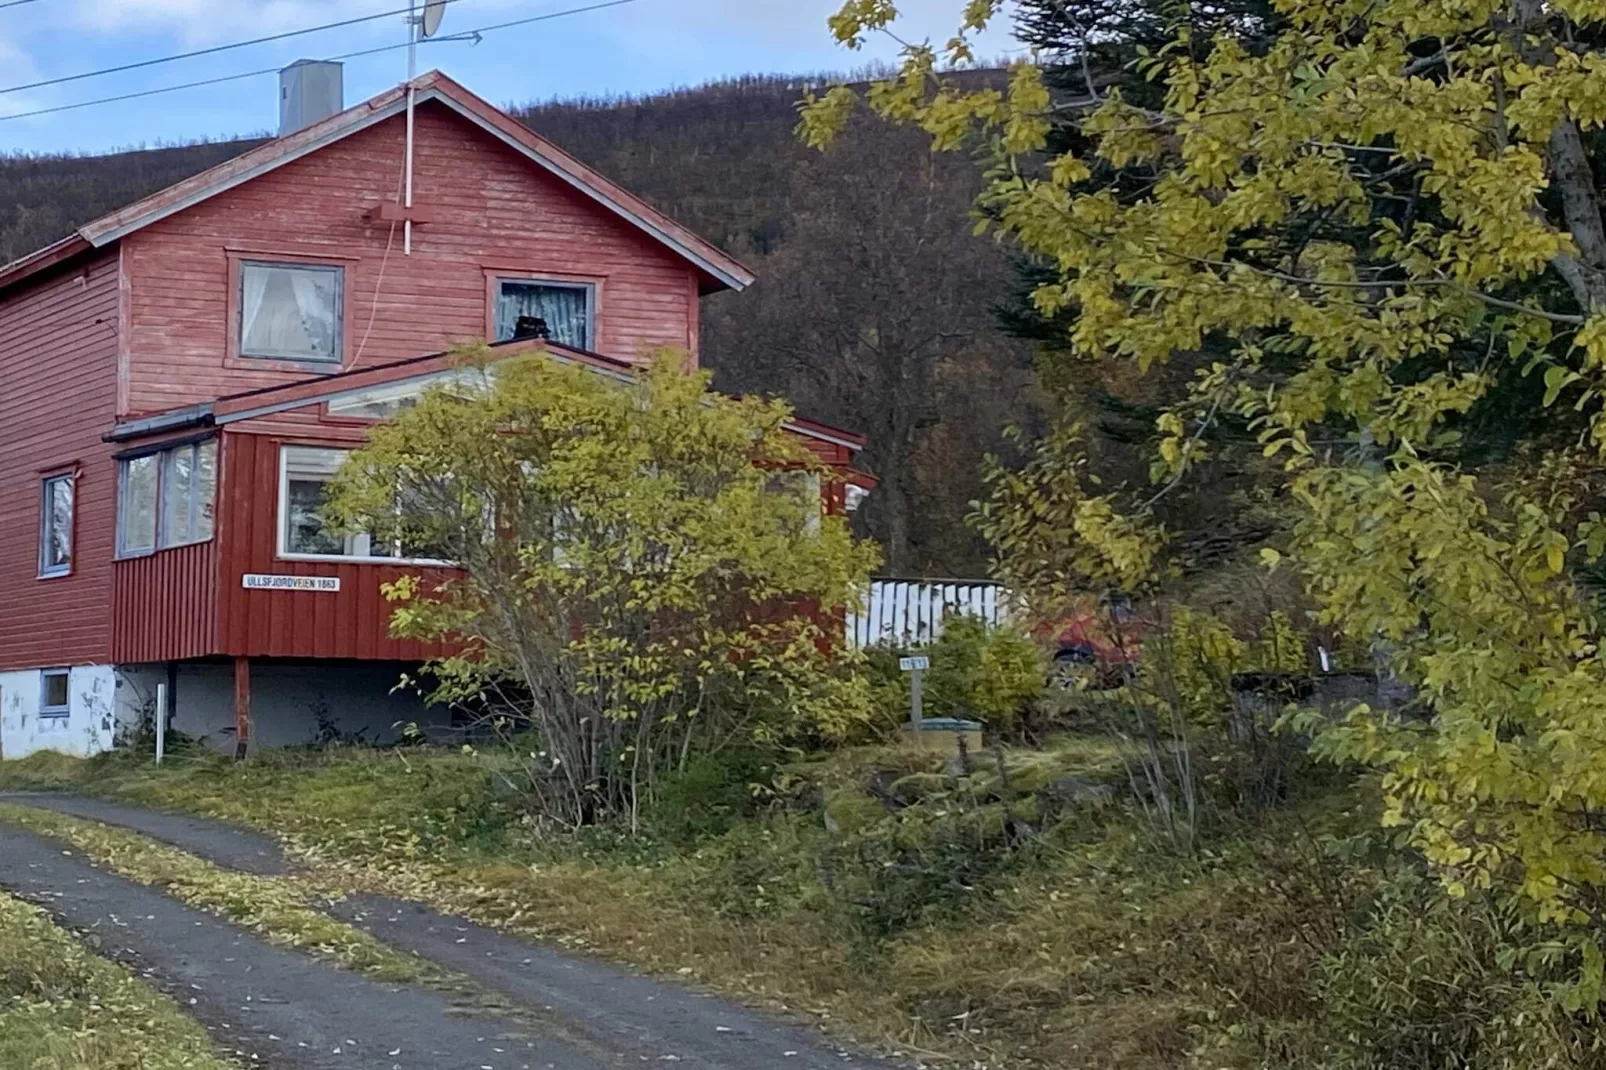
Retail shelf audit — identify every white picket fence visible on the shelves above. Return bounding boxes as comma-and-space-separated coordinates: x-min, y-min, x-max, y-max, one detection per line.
847, 579, 1011, 649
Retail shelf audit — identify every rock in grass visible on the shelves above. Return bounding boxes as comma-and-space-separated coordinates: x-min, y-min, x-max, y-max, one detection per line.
822, 790, 887, 835
1040, 773, 1116, 809
886, 772, 956, 805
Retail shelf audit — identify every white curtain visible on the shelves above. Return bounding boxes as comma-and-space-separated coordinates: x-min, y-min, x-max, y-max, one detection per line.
240, 267, 269, 350
288, 270, 336, 357
495, 282, 590, 348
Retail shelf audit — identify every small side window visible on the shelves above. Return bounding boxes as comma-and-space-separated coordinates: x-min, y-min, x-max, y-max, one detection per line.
39, 473, 73, 578
40, 669, 69, 719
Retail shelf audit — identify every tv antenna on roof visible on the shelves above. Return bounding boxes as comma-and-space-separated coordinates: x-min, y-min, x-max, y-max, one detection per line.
402, 0, 446, 256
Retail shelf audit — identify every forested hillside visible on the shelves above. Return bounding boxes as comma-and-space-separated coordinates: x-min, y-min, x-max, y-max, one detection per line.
0, 72, 1031, 575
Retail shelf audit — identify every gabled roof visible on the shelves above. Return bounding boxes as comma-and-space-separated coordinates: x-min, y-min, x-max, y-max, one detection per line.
105, 338, 868, 455
0, 71, 755, 296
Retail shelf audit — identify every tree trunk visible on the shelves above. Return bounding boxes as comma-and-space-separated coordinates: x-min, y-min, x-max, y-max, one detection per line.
879, 470, 913, 574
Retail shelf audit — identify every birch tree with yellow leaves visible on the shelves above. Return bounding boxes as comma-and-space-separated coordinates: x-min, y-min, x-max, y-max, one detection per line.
804, 0, 1606, 995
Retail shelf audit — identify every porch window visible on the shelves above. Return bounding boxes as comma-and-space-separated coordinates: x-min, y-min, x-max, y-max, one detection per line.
38, 473, 73, 578
768, 469, 823, 536
492, 278, 593, 349
117, 439, 217, 557
240, 261, 343, 362
279, 446, 449, 562
282, 447, 353, 556
39, 669, 68, 719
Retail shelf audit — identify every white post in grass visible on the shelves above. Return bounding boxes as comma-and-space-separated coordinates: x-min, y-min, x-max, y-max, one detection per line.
154, 682, 167, 765
900, 655, 930, 732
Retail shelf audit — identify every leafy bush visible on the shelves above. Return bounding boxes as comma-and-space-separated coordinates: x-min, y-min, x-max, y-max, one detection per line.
643, 748, 778, 845
922, 614, 1046, 733
327, 348, 879, 827
1280, 865, 1598, 1070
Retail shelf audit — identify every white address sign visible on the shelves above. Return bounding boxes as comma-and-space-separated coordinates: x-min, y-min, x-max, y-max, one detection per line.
242, 574, 341, 592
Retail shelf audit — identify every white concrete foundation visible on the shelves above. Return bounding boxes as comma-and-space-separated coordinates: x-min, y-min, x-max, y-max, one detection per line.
0, 665, 121, 759
0, 660, 449, 759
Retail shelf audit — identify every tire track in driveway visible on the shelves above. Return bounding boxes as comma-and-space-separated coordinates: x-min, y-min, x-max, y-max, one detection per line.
0, 794, 902, 1069
0, 823, 610, 1070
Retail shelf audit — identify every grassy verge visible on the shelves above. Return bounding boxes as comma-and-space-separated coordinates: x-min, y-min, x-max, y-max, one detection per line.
0, 743, 1365, 1069
0, 889, 234, 1070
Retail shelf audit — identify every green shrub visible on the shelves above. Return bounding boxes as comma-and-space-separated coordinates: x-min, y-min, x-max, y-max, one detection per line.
1257, 863, 1597, 1070
643, 748, 778, 845
924, 614, 1046, 734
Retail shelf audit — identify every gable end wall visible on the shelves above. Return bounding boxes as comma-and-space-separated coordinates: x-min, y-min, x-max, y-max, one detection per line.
121, 104, 701, 417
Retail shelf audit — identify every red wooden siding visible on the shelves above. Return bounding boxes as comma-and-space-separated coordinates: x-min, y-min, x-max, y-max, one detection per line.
121, 103, 700, 417
109, 415, 862, 665
111, 539, 219, 663
214, 430, 456, 661
0, 253, 121, 671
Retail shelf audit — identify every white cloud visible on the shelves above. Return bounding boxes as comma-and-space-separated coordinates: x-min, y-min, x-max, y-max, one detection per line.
0, 38, 50, 120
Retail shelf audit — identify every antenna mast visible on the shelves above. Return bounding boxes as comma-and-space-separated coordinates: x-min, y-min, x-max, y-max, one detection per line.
403, 0, 418, 255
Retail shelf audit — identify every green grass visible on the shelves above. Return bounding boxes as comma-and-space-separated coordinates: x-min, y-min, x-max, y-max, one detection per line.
0, 741, 1369, 1069
0, 889, 234, 1070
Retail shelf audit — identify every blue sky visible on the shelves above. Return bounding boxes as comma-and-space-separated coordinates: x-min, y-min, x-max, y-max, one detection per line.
0, 0, 1020, 155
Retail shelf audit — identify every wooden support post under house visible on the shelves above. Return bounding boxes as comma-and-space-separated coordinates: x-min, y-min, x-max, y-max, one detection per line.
233, 656, 251, 761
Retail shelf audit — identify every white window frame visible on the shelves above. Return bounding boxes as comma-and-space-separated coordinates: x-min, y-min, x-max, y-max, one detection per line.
39, 668, 69, 720
492, 277, 596, 350
276, 445, 452, 566
116, 438, 217, 559
38, 473, 74, 579
238, 260, 345, 363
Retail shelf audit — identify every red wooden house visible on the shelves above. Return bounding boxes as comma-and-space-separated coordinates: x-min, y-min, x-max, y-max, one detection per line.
0, 68, 868, 759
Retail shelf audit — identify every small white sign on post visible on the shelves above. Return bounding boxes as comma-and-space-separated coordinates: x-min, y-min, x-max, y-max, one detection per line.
900, 655, 930, 730
242, 574, 341, 592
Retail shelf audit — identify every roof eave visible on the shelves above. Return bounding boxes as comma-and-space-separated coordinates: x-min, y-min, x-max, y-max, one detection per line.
104, 402, 217, 443
60, 73, 754, 293
126, 341, 865, 452
0, 234, 97, 295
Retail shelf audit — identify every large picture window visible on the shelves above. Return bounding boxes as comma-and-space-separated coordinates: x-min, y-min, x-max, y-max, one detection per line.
279, 446, 448, 562
39, 473, 73, 578
118, 439, 217, 557
240, 260, 343, 361
492, 278, 593, 350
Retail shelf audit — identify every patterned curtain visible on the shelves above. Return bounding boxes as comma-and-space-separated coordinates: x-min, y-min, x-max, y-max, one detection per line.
495, 281, 590, 349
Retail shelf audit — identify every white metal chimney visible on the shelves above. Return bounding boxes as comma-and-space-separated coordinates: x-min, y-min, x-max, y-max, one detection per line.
279, 60, 344, 136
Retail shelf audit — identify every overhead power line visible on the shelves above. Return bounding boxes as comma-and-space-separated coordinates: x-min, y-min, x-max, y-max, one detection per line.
0, 0, 482, 96
0, 0, 649, 124
0, 0, 49, 9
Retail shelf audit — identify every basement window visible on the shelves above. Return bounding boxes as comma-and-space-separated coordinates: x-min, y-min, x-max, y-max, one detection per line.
492, 278, 593, 350
39, 669, 69, 719
117, 439, 217, 557
240, 261, 343, 362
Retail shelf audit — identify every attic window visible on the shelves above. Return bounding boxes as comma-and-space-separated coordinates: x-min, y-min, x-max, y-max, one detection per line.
493, 279, 593, 350
240, 261, 343, 362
